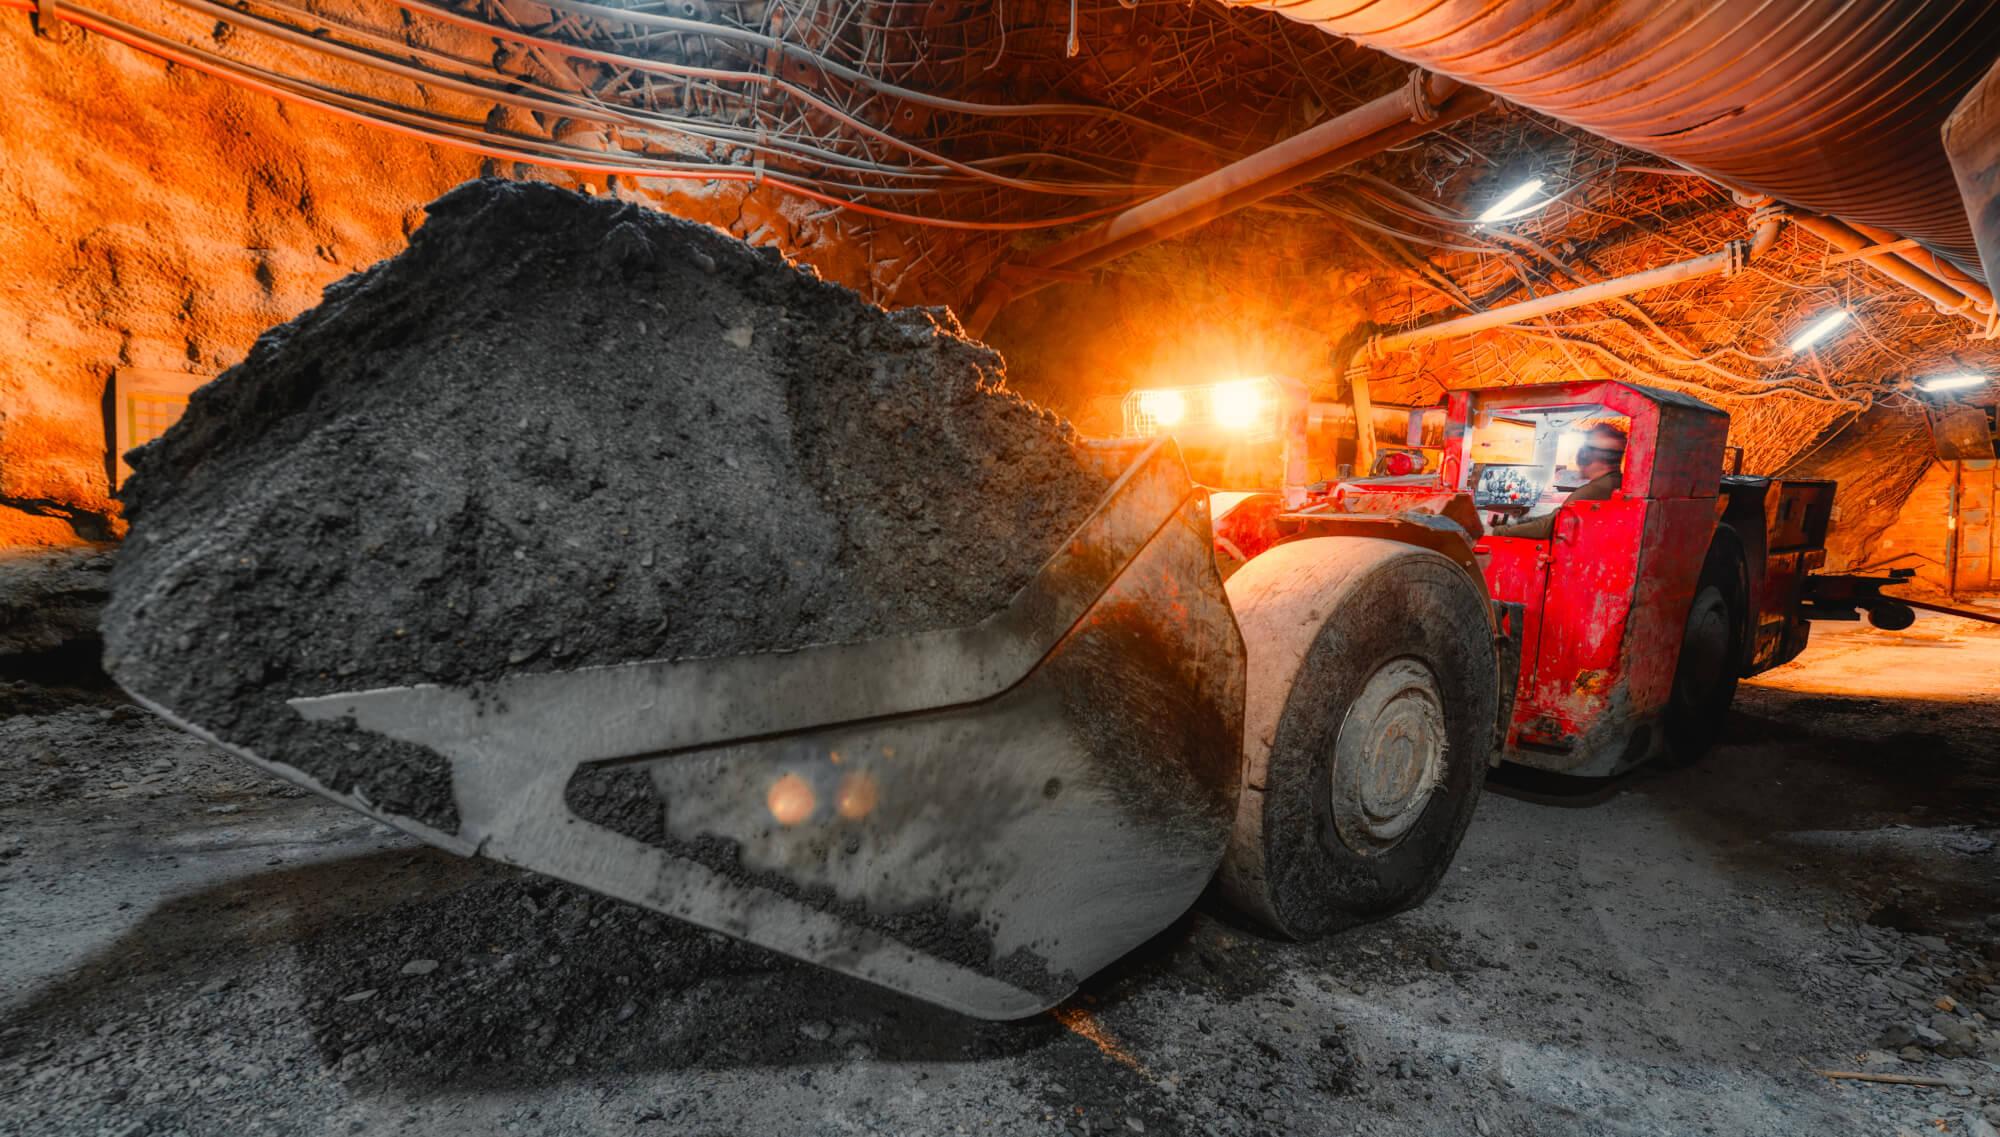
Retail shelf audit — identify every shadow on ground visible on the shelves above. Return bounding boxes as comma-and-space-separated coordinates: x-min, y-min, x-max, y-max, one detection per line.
1563, 684, 1999, 940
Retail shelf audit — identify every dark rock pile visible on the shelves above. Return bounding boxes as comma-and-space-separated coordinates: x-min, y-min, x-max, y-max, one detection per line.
103, 179, 1107, 829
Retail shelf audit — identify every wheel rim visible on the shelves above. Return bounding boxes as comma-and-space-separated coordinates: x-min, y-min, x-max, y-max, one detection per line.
1675, 586, 1731, 708
1327, 657, 1447, 857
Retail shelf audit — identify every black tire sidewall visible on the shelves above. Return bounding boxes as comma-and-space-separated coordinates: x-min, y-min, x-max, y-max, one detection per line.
1665, 543, 1747, 760
1260, 555, 1495, 938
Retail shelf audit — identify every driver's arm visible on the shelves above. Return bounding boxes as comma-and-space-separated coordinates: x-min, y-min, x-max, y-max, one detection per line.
1490, 508, 1559, 541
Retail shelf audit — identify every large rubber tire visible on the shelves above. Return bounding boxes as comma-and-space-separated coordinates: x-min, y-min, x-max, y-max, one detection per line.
1216, 538, 1498, 941
1663, 537, 1748, 761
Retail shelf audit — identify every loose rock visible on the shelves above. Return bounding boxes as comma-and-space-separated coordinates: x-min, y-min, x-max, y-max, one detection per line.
104, 179, 1106, 832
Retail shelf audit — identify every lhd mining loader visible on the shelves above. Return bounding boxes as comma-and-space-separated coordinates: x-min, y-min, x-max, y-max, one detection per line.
117, 370, 1959, 1021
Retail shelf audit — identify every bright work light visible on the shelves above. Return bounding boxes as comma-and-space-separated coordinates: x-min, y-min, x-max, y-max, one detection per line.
1476, 177, 1547, 223
1136, 388, 1187, 427
1210, 380, 1266, 430
1788, 309, 1849, 353
1916, 373, 1986, 392
1123, 378, 1283, 440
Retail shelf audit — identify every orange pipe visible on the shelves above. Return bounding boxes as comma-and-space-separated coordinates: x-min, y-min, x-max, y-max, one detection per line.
1846, 218, 1995, 312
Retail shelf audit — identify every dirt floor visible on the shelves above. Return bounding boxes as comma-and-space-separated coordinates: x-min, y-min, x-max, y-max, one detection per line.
3, 611, 1998, 1137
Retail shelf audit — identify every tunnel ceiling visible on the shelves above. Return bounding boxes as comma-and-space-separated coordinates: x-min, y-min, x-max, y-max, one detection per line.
20, 0, 2000, 476
1219, 0, 2000, 280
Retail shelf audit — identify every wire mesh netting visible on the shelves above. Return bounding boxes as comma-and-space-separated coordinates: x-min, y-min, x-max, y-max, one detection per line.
44, 0, 1999, 474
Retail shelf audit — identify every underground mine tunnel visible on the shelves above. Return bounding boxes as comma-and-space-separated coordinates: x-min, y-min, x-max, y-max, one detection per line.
5, 1, 2000, 1134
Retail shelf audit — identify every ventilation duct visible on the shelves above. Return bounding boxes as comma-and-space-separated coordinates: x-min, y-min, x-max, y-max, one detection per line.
1222, 0, 2000, 278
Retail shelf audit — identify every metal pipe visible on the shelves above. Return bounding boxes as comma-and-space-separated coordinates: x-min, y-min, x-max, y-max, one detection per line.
962, 72, 1491, 337
1371, 208, 1779, 355
1218, 0, 2000, 278
1845, 218, 1995, 314
1790, 212, 1989, 322
1903, 595, 2000, 626
1030, 73, 1472, 272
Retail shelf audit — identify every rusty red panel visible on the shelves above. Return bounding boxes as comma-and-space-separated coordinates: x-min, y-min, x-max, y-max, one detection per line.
1474, 533, 1549, 748
1646, 398, 1730, 500
1625, 496, 1716, 714
1222, 0, 2000, 275
1751, 550, 1808, 668
1523, 497, 1649, 748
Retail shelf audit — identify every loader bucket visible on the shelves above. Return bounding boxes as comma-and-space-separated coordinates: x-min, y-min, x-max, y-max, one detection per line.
122, 439, 1245, 1018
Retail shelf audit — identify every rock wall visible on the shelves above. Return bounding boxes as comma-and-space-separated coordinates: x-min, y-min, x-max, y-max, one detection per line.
1787, 405, 1940, 575
0, 17, 481, 546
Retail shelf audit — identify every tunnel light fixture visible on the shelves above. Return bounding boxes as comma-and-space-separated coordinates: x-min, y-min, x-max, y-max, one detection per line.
1475, 177, 1548, 224
1788, 309, 1850, 354
1916, 372, 1987, 392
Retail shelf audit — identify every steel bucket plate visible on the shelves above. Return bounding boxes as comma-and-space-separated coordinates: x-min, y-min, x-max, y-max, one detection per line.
122, 439, 1245, 1018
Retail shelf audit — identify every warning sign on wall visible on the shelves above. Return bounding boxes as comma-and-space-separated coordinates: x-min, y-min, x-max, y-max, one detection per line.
112, 369, 211, 486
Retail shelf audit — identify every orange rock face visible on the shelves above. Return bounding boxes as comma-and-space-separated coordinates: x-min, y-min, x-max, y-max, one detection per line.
1, 17, 479, 544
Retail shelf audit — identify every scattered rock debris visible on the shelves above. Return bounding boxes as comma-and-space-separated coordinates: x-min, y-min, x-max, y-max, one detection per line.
0, 546, 112, 658
4, 638, 2000, 1135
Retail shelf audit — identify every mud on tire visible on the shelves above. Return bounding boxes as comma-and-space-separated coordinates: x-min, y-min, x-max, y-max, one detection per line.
1216, 538, 1498, 940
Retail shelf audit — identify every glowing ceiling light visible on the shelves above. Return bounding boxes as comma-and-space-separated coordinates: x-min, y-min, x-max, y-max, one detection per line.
1137, 388, 1187, 427
1916, 372, 1986, 392
1210, 380, 1266, 431
1475, 177, 1547, 223
1788, 309, 1850, 353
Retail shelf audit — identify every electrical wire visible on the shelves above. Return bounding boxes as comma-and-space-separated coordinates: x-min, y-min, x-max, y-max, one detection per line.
12, 0, 1159, 230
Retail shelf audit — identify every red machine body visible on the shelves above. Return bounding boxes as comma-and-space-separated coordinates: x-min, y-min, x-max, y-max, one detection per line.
1212, 380, 1831, 776
1446, 382, 1826, 774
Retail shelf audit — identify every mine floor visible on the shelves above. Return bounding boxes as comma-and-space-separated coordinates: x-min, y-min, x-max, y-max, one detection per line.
4, 613, 1998, 1137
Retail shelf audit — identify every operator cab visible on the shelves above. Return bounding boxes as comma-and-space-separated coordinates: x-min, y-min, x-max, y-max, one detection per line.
1466, 404, 1633, 534
1443, 381, 1731, 776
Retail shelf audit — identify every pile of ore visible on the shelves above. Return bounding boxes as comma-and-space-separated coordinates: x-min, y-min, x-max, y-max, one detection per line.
103, 179, 1109, 830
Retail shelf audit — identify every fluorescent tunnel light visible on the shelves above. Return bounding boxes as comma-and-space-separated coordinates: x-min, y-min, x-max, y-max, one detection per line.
1476, 178, 1547, 223
1788, 309, 1850, 353
1916, 373, 1986, 392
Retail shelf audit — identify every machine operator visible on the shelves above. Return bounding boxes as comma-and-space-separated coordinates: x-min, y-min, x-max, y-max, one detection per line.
1490, 422, 1627, 540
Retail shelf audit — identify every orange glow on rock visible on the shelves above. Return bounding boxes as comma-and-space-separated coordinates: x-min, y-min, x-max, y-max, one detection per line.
1048, 1006, 1146, 1072
766, 773, 816, 826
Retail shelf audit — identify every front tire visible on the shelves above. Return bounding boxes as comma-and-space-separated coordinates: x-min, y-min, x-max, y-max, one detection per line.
1216, 538, 1498, 940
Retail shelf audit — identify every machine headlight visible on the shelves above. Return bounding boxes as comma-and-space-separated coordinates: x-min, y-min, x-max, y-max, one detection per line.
1136, 388, 1187, 428
1209, 380, 1266, 431
1124, 378, 1282, 440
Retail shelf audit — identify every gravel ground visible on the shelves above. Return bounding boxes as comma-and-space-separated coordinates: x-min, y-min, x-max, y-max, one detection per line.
3, 613, 1997, 1136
